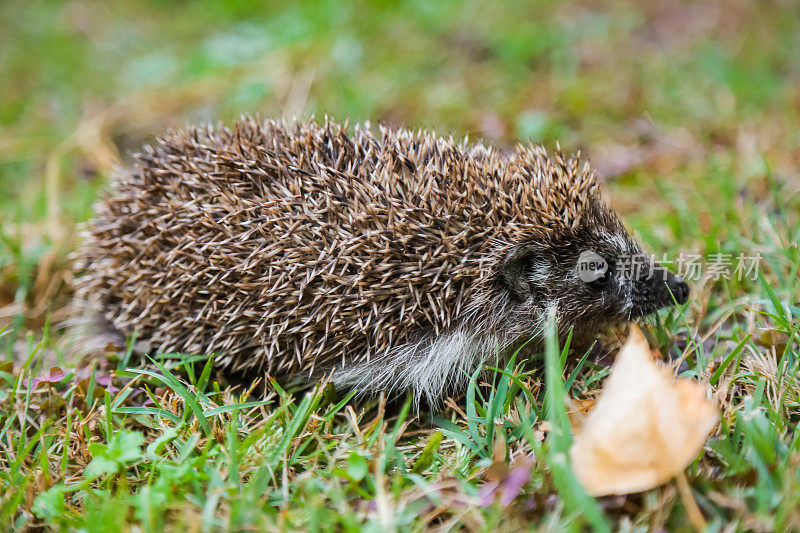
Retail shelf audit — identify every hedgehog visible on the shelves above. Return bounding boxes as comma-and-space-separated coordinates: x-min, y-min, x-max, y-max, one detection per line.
74, 117, 689, 406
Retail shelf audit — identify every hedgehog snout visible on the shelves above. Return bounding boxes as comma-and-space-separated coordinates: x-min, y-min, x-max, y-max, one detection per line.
629, 264, 690, 317
653, 265, 690, 305
667, 275, 690, 305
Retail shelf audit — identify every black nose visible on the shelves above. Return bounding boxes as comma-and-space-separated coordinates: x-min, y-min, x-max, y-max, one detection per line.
668, 278, 690, 305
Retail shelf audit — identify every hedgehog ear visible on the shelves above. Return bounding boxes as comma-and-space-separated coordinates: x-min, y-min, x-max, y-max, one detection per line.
500, 245, 538, 300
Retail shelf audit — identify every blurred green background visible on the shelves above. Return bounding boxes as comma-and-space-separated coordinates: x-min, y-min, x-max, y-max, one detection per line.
2, 3, 800, 529
1, 0, 799, 331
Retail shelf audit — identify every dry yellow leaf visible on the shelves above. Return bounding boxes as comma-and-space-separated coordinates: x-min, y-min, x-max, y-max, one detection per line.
570, 324, 718, 496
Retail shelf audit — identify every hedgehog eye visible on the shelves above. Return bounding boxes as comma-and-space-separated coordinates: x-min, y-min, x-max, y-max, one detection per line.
587, 269, 611, 290
577, 250, 611, 290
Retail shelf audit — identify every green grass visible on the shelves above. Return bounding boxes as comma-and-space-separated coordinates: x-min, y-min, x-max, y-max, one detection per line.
1, 0, 800, 530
